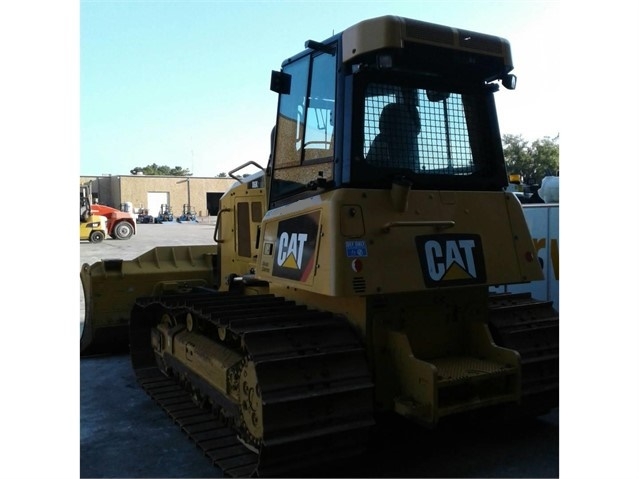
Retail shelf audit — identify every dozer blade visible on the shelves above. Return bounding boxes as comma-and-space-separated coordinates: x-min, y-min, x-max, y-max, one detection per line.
80, 245, 218, 356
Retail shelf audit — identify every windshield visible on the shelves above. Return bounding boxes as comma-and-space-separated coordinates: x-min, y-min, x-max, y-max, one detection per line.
351, 81, 507, 190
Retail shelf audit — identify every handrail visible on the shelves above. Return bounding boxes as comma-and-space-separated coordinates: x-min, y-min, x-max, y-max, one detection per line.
213, 208, 232, 243
228, 161, 266, 183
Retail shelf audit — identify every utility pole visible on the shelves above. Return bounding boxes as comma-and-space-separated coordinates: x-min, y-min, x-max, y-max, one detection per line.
177, 178, 191, 213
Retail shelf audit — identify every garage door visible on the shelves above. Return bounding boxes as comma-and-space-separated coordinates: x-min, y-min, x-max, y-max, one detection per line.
147, 192, 169, 218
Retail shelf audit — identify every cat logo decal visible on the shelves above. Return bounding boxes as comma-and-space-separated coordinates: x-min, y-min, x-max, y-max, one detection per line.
272, 211, 320, 282
415, 234, 486, 286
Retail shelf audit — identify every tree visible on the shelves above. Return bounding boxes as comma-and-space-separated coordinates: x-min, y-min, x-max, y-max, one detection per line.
169, 166, 191, 176
530, 136, 560, 178
502, 134, 559, 183
130, 164, 192, 176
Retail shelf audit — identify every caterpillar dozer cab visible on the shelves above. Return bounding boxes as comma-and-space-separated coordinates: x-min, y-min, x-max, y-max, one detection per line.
80, 15, 558, 477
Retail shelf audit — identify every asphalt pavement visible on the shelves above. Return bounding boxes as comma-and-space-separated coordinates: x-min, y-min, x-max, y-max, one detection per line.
80, 220, 559, 478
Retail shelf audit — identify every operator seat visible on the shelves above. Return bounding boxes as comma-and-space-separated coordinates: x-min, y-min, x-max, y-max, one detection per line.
366, 102, 420, 169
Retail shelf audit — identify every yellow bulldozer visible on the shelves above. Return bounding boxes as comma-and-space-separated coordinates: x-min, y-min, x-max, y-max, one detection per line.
81, 15, 558, 477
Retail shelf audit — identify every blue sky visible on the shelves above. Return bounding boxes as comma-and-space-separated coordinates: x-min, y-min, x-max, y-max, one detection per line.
80, 1, 561, 177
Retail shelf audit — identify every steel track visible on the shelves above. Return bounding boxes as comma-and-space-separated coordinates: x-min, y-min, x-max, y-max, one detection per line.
488, 292, 559, 414
129, 292, 375, 477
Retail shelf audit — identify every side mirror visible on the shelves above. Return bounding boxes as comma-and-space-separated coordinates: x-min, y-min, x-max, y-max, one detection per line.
270, 71, 291, 95
502, 74, 517, 90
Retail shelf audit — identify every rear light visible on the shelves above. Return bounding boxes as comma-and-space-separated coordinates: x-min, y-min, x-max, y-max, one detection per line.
351, 258, 363, 273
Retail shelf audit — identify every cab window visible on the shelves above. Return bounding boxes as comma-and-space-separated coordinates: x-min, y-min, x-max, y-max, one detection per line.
271, 51, 336, 205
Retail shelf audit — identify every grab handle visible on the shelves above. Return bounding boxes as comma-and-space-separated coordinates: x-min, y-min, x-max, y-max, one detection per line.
213, 208, 232, 243
381, 220, 455, 233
